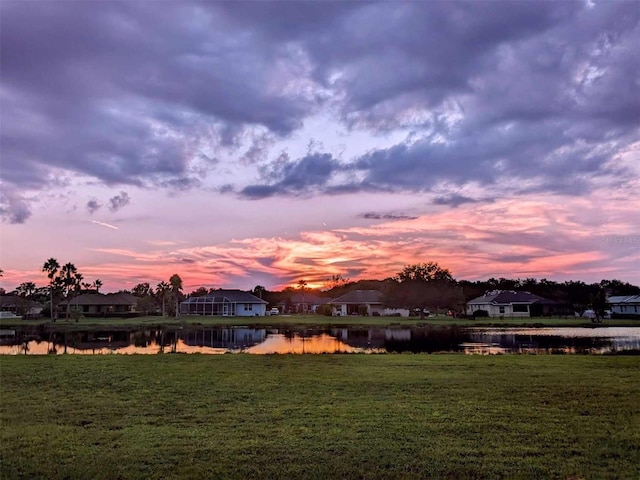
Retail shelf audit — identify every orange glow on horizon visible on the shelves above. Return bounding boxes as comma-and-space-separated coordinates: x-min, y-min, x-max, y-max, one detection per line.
1, 194, 638, 292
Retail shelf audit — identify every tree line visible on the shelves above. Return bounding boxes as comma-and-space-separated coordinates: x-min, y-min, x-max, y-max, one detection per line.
0, 259, 184, 320
1, 259, 638, 318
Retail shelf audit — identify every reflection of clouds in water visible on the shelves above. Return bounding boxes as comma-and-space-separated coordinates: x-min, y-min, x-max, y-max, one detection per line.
1, 327, 639, 355
477, 327, 640, 338
246, 334, 362, 354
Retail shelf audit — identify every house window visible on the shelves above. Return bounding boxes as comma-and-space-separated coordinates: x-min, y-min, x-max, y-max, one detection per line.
513, 304, 528, 313
244, 304, 253, 311
499, 306, 505, 314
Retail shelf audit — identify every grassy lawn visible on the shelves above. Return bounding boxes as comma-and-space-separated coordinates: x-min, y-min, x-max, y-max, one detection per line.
3, 314, 639, 331
1, 355, 638, 479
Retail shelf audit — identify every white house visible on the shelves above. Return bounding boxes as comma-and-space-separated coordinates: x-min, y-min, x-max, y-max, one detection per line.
607, 295, 640, 317
329, 290, 384, 316
328, 290, 409, 317
466, 290, 558, 318
180, 290, 267, 317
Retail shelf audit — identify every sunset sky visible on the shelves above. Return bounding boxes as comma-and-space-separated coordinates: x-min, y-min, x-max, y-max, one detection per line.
1, 1, 639, 293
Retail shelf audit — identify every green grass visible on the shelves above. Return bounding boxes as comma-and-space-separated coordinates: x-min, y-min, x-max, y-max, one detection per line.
3, 314, 638, 331
1, 355, 638, 479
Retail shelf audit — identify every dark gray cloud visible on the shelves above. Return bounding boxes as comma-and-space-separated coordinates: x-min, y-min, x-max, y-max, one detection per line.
108, 191, 131, 213
1, 1, 638, 215
432, 195, 481, 208
241, 152, 340, 199
86, 199, 102, 214
362, 212, 418, 221
0, 190, 31, 224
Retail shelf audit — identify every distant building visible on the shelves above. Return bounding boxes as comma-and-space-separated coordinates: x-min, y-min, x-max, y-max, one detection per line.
288, 293, 332, 313
329, 289, 384, 316
466, 290, 561, 318
607, 295, 640, 318
0, 295, 44, 318
60, 292, 139, 317
328, 289, 409, 317
180, 290, 267, 317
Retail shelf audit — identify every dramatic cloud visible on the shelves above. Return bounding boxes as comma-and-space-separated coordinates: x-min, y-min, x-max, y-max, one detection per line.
2, 1, 636, 208
241, 152, 340, 198
1, 1, 638, 290
108, 191, 131, 213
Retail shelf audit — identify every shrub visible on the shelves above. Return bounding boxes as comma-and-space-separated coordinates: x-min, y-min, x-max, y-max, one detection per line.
473, 309, 489, 318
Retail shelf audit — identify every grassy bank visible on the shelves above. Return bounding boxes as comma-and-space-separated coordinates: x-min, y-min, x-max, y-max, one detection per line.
1, 355, 638, 479
3, 314, 639, 331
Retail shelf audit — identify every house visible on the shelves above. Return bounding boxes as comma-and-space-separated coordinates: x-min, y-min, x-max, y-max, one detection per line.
0, 295, 43, 318
466, 290, 560, 318
329, 290, 383, 316
60, 292, 139, 317
328, 290, 409, 317
288, 293, 332, 313
180, 289, 267, 317
607, 295, 640, 318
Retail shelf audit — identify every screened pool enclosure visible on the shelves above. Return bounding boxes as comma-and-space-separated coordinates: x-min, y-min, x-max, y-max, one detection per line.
179, 291, 267, 317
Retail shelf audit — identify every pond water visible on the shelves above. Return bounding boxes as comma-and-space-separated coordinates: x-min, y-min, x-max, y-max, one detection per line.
1, 326, 639, 355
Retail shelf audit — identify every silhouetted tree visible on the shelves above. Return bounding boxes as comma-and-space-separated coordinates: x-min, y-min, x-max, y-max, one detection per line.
132, 282, 155, 315
156, 281, 170, 318
42, 258, 60, 321
297, 279, 308, 314
169, 274, 183, 319
385, 262, 461, 319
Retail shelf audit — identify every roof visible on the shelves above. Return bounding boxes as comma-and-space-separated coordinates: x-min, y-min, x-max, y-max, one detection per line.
181, 289, 267, 305
61, 292, 139, 306
607, 295, 640, 304
467, 290, 555, 305
0, 295, 42, 308
329, 290, 383, 305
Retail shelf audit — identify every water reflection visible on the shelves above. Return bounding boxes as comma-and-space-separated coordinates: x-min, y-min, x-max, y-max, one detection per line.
0, 326, 638, 355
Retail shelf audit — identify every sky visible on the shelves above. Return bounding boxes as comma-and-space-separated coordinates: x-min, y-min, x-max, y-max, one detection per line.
1, 0, 639, 293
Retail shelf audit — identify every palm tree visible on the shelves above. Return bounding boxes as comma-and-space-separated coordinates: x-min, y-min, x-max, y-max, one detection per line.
59, 263, 80, 318
169, 274, 183, 319
297, 279, 308, 314
73, 272, 84, 317
42, 258, 60, 321
15, 281, 37, 298
15, 282, 37, 317
156, 281, 170, 318
93, 279, 103, 293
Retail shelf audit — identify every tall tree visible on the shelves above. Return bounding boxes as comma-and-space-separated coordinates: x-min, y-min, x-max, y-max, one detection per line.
297, 279, 307, 314
93, 279, 103, 293
252, 285, 266, 299
14, 281, 37, 317
156, 281, 170, 318
169, 274, 183, 319
58, 263, 82, 318
385, 262, 461, 319
42, 258, 60, 321
396, 263, 454, 283
15, 281, 37, 298
131, 282, 155, 315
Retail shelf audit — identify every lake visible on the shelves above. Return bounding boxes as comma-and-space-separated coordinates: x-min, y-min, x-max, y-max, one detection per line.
1, 326, 639, 355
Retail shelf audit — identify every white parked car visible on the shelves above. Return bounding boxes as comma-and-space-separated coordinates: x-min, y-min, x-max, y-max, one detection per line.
269, 307, 279, 315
